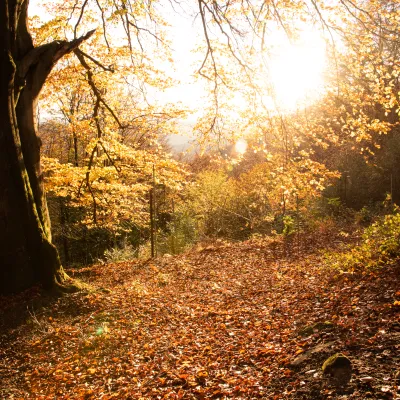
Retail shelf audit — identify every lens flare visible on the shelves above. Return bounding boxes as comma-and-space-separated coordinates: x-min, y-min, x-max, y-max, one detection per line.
235, 139, 248, 154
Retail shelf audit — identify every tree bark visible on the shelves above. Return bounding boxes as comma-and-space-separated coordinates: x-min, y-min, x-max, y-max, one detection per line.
0, 0, 93, 294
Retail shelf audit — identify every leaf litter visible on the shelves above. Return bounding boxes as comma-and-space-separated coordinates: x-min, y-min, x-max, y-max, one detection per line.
0, 237, 399, 399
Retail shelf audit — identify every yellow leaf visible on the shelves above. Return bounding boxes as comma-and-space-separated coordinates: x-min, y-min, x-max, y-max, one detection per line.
196, 370, 208, 378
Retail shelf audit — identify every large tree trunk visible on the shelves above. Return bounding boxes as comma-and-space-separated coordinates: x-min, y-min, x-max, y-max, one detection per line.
0, 0, 93, 294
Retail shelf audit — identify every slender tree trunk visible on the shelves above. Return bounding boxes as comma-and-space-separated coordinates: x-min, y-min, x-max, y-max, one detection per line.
0, 0, 93, 294
59, 199, 71, 265
73, 133, 79, 167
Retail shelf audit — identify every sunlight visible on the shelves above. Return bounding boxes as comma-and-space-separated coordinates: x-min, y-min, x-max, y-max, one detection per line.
268, 31, 326, 110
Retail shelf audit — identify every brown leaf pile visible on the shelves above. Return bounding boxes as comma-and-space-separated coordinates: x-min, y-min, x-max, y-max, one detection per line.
1, 238, 399, 399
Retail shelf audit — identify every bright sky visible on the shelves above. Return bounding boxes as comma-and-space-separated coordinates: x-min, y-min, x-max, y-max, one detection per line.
153, 7, 205, 123
267, 31, 326, 111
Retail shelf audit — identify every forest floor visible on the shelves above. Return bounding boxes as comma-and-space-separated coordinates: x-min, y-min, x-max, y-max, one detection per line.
1, 233, 400, 399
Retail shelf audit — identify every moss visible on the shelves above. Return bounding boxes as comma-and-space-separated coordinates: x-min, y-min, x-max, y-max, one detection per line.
299, 321, 334, 336
322, 353, 351, 374
314, 321, 334, 330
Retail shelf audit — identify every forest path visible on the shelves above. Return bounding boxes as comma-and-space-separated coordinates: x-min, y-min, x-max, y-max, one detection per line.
1, 238, 399, 398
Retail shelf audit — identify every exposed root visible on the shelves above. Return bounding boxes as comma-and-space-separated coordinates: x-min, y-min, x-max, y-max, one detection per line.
49, 276, 93, 296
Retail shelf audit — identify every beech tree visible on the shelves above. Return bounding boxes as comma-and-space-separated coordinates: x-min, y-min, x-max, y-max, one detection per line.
0, 1, 96, 293
0, 0, 173, 293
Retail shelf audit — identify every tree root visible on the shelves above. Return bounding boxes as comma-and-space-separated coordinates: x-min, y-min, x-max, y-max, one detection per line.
49, 275, 93, 296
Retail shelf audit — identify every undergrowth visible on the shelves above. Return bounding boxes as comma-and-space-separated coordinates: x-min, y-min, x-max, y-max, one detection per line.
325, 209, 400, 271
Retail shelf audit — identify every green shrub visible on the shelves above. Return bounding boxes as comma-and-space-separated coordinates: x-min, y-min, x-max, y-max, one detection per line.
156, 212, 198, 255
101, 243, 138, 263
325, 210, 400, 271
282, 215, 296, 237
183, 169, 250, 240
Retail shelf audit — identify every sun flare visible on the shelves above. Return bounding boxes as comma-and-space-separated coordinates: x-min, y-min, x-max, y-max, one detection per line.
268, 32, 326, 110
235, 139, 248, 154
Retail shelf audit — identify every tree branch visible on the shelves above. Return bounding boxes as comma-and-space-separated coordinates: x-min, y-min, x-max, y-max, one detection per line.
74, 48, 125, 129
19, 29, 96, 100
74, 48, 114, 72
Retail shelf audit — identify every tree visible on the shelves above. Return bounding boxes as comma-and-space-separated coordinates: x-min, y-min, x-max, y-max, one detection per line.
0, 1, 96, 293
0, 0, 255, 293
0, 0, 183, 293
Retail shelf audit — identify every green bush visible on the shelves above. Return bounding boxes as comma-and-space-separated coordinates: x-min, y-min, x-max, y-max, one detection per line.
183, 169, 251, 240
101, 242, 138, 263
282, 215, 296, 237
156, 211, 198, 255
325, 210, 400, 271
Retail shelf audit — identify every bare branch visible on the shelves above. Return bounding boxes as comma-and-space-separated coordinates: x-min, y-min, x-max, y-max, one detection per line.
197, 0, 217, 81
74, 48, 114, 72
128, 17, 165, 45
74, 0, 89, 39
202, 1, 251, 73
309, 0, 340, 96
74, 48, 125, 129
19, 29, 94, 78
271, 1, 292, 42
18, 29, 95, 100
99, 141, 122, 173
94, 0, 111, 48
